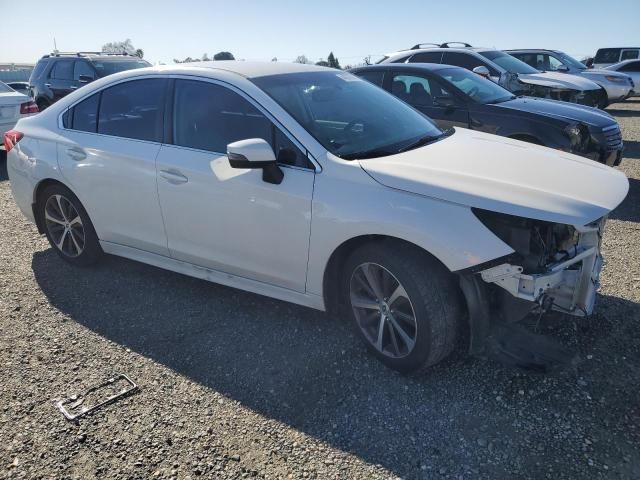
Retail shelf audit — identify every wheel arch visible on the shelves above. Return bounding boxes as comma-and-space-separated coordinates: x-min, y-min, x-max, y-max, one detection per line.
32, 178, 77, 234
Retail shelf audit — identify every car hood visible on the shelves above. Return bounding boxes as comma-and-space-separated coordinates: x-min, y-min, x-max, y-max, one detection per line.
358, 128, 628, 226
582, 68, 629, 78
518, 71, 601, 90
494, 96, 615, 128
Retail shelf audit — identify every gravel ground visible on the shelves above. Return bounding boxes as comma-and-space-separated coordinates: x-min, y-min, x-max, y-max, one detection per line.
1, 100, 639, 480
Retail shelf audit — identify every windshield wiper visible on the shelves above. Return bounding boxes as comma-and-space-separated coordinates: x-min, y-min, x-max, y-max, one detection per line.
340, 147, 398, 160
397, 133, 443, 153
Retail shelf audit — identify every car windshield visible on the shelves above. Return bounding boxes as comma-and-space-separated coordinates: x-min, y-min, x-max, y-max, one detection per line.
89, 58, 151, 77
252, 71, 443, 159
480, 51, 539, 74
0, 82, 14, 93
556, 52, 587, 70
438, 67, 514, 104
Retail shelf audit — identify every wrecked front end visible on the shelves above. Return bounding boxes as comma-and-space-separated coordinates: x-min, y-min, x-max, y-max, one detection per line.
459, 209, 606, 370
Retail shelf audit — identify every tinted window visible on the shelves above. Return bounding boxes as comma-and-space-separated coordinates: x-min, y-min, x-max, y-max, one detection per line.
356, 70, 385, 87
438, 67, 513, 104
409, 52, 443, 64
252, 71, 443, 159
479, 51, 538, 74
388, 54, 411, 63
89, 58, 151, 78
173, 80, 310, 167
30, 60, 50, 80
441, 52, 498, 76
74, 61, 96, 80
621, 50, 639, 61
391, 74, 434, 106
594, 48, 621, 63
619, 61, 640, 72
0, 82, 13, 93
98, 79, 166, 142
50, 60, 74, 80
71, 93, 100, 133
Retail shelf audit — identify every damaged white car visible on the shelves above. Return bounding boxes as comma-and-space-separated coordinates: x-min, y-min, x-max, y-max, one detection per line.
5, 62, 628, 373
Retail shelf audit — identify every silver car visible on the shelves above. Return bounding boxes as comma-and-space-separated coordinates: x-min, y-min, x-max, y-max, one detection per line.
507, 49, 634, 106
605, 59, 640, 97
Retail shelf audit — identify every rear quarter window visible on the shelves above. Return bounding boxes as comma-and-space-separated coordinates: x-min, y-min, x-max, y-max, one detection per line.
30, 60, 50, 81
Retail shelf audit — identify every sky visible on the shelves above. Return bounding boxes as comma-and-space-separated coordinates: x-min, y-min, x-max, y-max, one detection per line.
1, 0, 639, 65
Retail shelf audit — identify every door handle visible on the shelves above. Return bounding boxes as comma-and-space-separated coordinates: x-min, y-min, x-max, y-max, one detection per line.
70, 86, 78, 90
67, 147, 86, 161
44, 83, 51, 88
159, 169, 188, 184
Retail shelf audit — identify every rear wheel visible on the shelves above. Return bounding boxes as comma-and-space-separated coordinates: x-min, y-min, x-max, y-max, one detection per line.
343, 242, 462, 374
39, 184, 102, 266
36, 98, 50, 111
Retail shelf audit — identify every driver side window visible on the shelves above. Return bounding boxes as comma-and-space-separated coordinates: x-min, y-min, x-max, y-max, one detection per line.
172, 80, 312, 168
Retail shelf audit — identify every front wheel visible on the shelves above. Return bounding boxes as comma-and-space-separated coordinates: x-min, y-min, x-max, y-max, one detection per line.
39, 184, 102, 266
343, 242, 463, 374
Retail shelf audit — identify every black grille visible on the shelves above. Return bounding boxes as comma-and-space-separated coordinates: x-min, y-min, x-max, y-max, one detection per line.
602, 124, 623, 152
581, 88, 606, 107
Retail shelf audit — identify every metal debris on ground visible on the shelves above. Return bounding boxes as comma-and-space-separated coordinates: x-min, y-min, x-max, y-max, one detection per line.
55, 373, 138, 421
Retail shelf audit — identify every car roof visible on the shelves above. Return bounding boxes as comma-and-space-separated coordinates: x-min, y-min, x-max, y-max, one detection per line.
505, 49, 562, 54
384, 46, 495, 60
154, 60, 332, 79
351, 63, 453, 73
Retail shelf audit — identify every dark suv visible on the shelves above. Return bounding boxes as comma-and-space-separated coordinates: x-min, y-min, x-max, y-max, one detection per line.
29, 52, 151, 110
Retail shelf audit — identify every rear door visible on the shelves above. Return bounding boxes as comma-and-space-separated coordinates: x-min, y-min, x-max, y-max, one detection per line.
387, 70, 469, 130
47, 60, 79, 101
57, 78, 169, 255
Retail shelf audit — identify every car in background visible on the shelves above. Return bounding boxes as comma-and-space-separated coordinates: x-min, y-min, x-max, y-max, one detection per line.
4, 62, 629, 373
0, 81, 38, 145
507, 49, 634, 106
29, 52, 150, 110
350, 63, 624, 166
379, 43, 607, 108
6, 82, 30, 96
593, 47, 640, 68
605, 60, 640, 96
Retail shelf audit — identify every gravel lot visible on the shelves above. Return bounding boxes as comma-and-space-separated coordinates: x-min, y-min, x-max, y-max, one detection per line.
1, 100, 639, 480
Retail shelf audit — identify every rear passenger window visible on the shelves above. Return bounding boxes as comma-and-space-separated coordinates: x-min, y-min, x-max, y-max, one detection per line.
409, 52, 443, 64
71, 93, 100, 133
50, 60, 74, 80
620, 61, 640, 72
594, 48, 621, 64
98, 79, 166, 142
356, 71, 385, 87
621, 50, 639, 61
173, 79, 312, 168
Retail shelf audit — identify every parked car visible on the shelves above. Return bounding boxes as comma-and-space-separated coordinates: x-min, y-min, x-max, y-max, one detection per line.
350, 63, 624, 166
605, 60, 640, 96
379, 43, 607, 108
506, 49, 634, 106
593, 47, 640, 68
6, 82, 30, 96
0, 81, 38, 143
29, 52, 150, 110
5, 62, 628, 373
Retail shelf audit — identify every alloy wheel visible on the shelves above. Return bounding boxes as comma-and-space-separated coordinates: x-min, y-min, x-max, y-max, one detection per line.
349, 262, 418, 359
44, 194, 85, 258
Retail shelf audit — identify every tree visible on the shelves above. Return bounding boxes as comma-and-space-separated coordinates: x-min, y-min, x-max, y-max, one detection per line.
102, 39, 137, 55
213, 51, 235, 61
315, 60, 329, 67
202, 53, 210, 61
294, 55, 309, 64
135, 49, 144, 58
271, 57, 278, 62
327, 52, 341, 69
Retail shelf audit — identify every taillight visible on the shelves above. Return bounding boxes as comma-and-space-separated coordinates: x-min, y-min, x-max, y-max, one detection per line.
3, 130, 23, 153
20, 101, 39, 114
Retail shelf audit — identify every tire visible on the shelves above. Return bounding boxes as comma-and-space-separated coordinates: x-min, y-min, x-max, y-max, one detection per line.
36, 98, 50, 111
342, 241, 463, 374
38, 183, 102, 266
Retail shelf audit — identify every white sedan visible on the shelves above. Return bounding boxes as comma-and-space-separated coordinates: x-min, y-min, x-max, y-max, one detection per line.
0, 81, 38, 143
5, 62, 628, 373
605, 59, 639, 96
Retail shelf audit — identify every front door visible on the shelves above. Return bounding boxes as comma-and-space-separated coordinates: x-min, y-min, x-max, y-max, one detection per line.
155, 79, 315, 292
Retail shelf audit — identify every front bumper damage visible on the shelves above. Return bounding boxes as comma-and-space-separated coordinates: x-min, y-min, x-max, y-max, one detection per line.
459, 218, 605, 370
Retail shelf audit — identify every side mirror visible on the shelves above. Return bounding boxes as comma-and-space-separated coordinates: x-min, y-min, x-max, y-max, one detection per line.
78, 75, 94, 84
433, 96, 456, 108
472, 66, 490, 78
227, 138, 284, 185
556, 65, 569, 73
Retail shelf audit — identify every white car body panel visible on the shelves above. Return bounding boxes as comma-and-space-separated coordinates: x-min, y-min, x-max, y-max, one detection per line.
5, 62, 630, 314
0, 90, 33, 138
605, 60, 640, 97
517, 71, 601, 91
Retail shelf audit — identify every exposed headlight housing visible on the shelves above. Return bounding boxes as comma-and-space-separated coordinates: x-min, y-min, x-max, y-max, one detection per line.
564, 123, 590, 152
604, 75, 626, 83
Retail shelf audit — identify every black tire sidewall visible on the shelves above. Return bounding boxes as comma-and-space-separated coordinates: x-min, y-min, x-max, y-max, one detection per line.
342, 243, 460, 374
39, 184, 102, 266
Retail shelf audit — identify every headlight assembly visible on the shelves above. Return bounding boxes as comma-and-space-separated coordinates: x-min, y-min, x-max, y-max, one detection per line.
564, 123, 590, 152
604, 75, 626, 83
